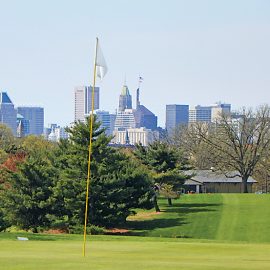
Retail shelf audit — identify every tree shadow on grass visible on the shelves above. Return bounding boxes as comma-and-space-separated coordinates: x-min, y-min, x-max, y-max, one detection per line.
124, 202, 222, 236
166, 203, 222, 215
124, 217, 187, 236
126, 217, 186, 230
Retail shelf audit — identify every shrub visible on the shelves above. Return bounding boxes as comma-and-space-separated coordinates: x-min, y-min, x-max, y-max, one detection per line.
69, 224, 105, 235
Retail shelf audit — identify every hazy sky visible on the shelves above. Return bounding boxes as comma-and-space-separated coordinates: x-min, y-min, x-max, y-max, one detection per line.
1, 0, 270, 127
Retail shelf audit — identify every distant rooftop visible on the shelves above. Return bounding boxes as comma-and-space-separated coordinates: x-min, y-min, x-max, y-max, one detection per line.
137, 104, 155, 116
17, 113, 24, 120
0, 92, 13, 104
185, 170, 257, 183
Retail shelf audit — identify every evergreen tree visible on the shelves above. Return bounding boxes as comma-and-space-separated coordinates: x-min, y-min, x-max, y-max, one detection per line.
2, 152, 57, 232
134, 141, 189, 206
53, 116, 154, 228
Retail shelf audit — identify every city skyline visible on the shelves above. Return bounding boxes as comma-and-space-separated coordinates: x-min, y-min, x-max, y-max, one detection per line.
1, 1, 270, 127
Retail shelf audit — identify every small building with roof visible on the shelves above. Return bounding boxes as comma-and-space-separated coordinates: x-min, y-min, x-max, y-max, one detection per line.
184, 170, 257, 193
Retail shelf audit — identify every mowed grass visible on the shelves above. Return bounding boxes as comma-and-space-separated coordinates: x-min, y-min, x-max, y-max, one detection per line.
2, 193, 270, 269
128, 194, 270, 242
1, 235, 270, 270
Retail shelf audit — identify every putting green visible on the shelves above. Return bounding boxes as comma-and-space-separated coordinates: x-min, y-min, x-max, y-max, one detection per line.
2, 194, 270, 269
1, 236, 270, 270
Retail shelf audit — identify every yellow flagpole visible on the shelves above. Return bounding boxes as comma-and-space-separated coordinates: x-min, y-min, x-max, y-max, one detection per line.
83, 37, 98, 257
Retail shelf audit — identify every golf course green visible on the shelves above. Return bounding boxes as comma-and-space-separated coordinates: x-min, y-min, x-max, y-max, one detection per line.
1, 194, 270, 269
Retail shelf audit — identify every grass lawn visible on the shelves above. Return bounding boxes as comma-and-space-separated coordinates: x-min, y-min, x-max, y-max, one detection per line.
127, 194, 270, 242
2, 193, 270, 269
1, 234, 270, 270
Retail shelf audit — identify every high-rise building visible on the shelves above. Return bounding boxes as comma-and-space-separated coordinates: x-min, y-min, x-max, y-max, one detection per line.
74, 86, 99, 122
189, 103, 231, 124
189, 107, 196, 123
114, 109, 136, 130
134, 87, 157, 130
118, 85, 132, 111
134, 105, 158, 130
0, 92, 17, 135
17, 107, 44, 136
16, 113, 30, 138
166, 104, 189, 133
211, 103, 231, 123
189, 105, 212, 123
109, 114, 116, 134
96, 110, 116, 136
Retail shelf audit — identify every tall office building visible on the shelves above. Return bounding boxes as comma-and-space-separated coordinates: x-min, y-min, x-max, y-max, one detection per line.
16, 113, 30, 138
134, 105, 158, 130
17, 107, 44, 136
166, 104, 189, 133
109, 114, 116, 134
114, 109, 136, 130
211, 103, 231, 123
96, 110, 116, 136
74, 86, 99, 122
0, 92, 17, 135
118, 85, 132, 111
189, 105, 212, 123
134, 87, 157, 130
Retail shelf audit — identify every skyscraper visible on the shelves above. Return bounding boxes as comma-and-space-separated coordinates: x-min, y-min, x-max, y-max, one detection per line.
118, 85, 132, 111
211, 103, 231, 122
74, 86, 100, 122
16, 113, 30, 138
96, 110, 116, 136
166, 104, 189, 133
134, 87, 158, 130
189, 105, 212, 123
134, 105, 157, 130
17, 107, 44, 136
0, 92, 17, 135
114, 109, 136, 130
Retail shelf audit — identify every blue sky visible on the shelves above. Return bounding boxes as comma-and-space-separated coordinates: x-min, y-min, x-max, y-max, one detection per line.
1, 0, 270, 127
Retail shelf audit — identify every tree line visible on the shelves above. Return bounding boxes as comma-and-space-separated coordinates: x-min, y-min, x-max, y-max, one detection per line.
0, 116, 188, 233
1, 104, 270, 233
171, 104, 270, 193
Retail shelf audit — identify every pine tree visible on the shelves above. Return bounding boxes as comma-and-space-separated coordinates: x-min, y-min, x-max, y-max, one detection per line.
134, 141, 189, 206
2, 152, 57, 232
53, 116, 154, 228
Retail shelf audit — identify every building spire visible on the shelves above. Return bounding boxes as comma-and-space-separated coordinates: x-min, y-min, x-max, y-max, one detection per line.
136, 88, 140, 109
136, 76, 143, 109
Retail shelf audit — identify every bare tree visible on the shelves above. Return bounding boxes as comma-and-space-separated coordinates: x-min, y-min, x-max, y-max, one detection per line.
254, 158, 270, 193
171, 123, 213, 169
181, 105, 270, 193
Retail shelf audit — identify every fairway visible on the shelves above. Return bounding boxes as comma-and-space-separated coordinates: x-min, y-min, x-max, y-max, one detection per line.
2, 194, 270, 269
1, 236, 270, 270
128, 194, 270, 242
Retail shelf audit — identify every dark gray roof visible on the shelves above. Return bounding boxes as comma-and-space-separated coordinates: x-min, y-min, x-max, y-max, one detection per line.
185, 170, 257, 184
137, 105, 155, 116
184, 179, 203, 185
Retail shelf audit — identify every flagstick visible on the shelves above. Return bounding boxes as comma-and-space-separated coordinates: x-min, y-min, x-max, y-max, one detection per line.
83, 37, 98, 257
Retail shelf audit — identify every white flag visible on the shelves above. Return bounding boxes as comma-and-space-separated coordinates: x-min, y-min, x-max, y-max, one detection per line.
96, 41, 108, 81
